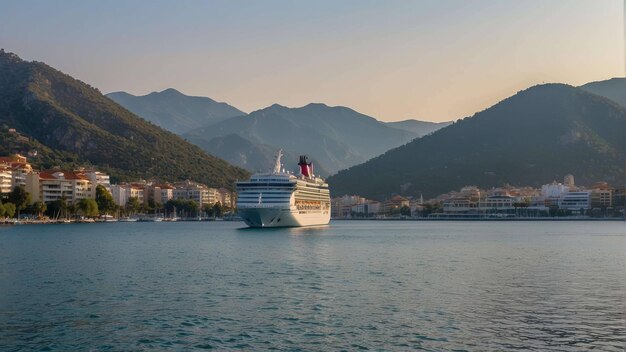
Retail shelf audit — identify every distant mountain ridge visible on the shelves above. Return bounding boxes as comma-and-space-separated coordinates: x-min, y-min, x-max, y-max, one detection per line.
579, 77, 626, 108
0, 49, 248, 188
386, 119, 452, 136
183, 102, 422, 175
328, 83, 626, 200
108, 89, 451, 175
106, 89, 245, 134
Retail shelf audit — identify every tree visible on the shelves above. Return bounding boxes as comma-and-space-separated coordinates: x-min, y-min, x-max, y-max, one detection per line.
187, 200, 199, 216
3, 202, 16, 218
76, 199, 99, 217
0, 202, 5, 217
125, 197, 141, 215
212, 202, 223, 218
95, 185, 116, 215
32, 201, 47, 218
400, 205, 411, 217
8, 185, 31, 218
45, 200, 66, 219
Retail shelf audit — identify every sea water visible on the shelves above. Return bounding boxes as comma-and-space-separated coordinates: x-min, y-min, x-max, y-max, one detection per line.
0, 221, 624, 351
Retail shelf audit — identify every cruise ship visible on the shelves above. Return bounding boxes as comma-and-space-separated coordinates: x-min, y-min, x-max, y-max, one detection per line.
236, 150, 331, 228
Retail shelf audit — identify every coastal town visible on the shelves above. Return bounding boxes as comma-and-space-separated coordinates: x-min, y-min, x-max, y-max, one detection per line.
332, 174, 625, 219
0, 154, 235, 223
0, 153, 624, 223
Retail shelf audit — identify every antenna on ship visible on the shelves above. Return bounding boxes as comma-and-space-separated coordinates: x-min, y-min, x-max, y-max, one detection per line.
273, 149, 283, 174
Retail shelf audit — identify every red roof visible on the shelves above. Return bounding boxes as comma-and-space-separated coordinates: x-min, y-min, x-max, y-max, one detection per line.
39, 170, 89, 181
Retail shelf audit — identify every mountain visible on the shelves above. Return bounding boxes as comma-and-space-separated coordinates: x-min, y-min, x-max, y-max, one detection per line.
328, 84, 626, 200
0, 49, 248, 188
386, 119, 452, 136
184, 103, 419, 174
579, 77, 626, 108
195, 134, 331, 176
106, 89, 245, 134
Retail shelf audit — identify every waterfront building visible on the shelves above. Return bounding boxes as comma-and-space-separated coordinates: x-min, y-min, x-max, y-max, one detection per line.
383, 195, 410, 214
82, 170, 111, 193
111, 184, 129, 206
331, 195, 366, 218
217, 188, 234, 208
481, 194, 515, 211
351, 201, 381, 217
442, 197, 476, 213
559, 191, 591, 212
0, 163, 13, 194
541, 181, 569, 207
148, 184, 174, 205
460, 186, 481, 201
207, 187, 220, 206
26, 170, 93, 204
110, 183, 145, 206
173, 180, 210, 206
0, 154, 33, 189
588, 182, 612, 209
541, 181, 569, 198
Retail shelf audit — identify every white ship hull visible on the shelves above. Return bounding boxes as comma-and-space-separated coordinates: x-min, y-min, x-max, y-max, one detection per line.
238, 207, 330, 228
236, 151, 331, 228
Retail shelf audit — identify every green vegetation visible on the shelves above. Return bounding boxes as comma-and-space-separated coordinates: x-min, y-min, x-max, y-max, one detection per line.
0, 50, 249, 189
3, 202, 16, 218
76, 199, 99, 217
7, 185, 31, 218
44, 198, 66, 219
29, 201, 47, 217
329, 84, 626, 199
164, 199, 199, 217
125, 197, 142, 215
95, 185, 116, 215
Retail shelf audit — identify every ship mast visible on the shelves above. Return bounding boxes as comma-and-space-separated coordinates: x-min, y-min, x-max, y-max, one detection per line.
273, 149, 283, 174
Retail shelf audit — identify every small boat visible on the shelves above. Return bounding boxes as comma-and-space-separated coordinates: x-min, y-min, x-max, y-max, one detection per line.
118, 217, 138, 222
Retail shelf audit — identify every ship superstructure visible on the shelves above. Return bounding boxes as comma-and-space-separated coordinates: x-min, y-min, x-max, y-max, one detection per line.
236, 150, 330, 228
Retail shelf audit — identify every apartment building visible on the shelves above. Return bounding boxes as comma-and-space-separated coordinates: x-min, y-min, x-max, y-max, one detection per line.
26, 170, 93, 204
0, 163, 12, 194
173, 180, 210, 206
0, 154, 33, 190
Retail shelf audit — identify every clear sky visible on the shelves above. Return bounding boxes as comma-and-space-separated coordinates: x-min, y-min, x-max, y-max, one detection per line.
0, 0, 623, 122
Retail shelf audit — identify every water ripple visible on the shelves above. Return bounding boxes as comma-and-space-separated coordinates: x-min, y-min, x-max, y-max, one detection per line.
0, 221, 624, 351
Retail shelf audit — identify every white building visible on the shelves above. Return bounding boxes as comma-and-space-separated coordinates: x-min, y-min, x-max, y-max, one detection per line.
351, 201, 381, 216
559, 191, 591, 212
0, 155, 33, 190
481, 195, 515, 210
442, 198, 475, 213
541, 182, 570, 198
110, 183, 145, 206
83, 170, 111, 193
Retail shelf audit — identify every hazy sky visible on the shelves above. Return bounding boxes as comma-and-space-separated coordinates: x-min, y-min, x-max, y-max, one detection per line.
0, 0, 623, 122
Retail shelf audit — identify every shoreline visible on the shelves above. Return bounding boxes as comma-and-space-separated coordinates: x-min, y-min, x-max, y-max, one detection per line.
2, 217, 624, 225
333, 217, 625, 222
